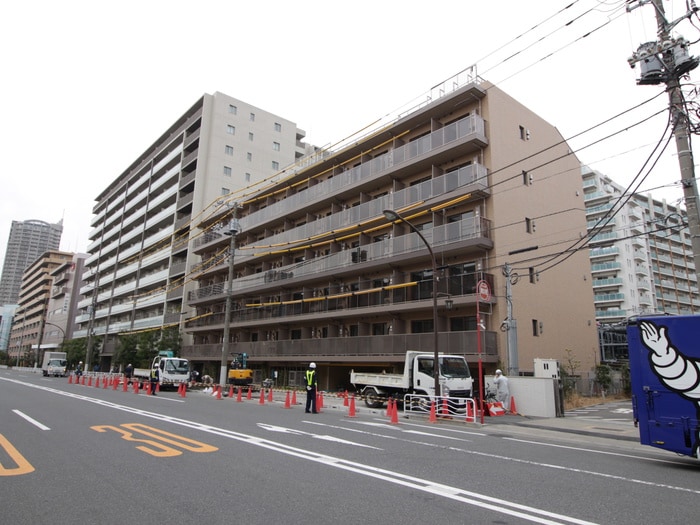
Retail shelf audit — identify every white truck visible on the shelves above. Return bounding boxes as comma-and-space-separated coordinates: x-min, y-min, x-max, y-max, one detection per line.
132, 352, 189, 389
350, 351, 473, 408
42, 351, 68, 377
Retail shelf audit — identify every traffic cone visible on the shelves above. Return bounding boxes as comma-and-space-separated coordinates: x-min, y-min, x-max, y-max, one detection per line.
386, 398, 393, 418
228, 385, 234, 398
103, 377, 108, 389
247, 386, 252, 400
68, 374, 73, 384
87, 376, 92, 387
440, 397, 452, 419
466, 400, 475, 422
181, 383, 186, 398
268, 388, 273, 403
95, 376, 100, 388
390, 399, 399, 425
343, 390, 349, 407
112, 377, 118, 390
429, 401, 437, 423
134, 381, 140, 394
146, 382, 151, 395
319, 392, 324, 410
216, 385, 222, 399
236, 387, 243, 402
347, 395, 357, 417
510, 396, 517, 415
123, 377, 128, 392
259, 389, 265, 405
291, 390, 297, 405
284, 391, 291, 409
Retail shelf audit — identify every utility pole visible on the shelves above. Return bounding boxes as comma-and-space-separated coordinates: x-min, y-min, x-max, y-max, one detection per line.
628, 0, 700, 275
219, 203, 242, 387
502, 263, 519, 377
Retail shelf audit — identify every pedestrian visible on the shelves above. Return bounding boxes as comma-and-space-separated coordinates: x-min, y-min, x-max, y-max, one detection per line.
75, 361, 83, 377
125, 363, 134, 384
305, 362, 318, 413
150, 366, 160, 395
493, 369, 510, 411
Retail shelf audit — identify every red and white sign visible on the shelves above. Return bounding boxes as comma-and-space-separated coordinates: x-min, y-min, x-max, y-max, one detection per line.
477, 280, 491, 302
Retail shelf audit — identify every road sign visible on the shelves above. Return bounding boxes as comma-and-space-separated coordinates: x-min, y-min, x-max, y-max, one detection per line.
477, 280, 491, 302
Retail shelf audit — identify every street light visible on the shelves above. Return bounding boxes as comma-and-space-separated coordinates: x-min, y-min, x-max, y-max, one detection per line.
219, 209, 242, 386
383, 209, 441, 398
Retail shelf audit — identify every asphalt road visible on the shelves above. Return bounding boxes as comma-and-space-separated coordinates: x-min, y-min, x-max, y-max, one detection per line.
2, 370, 699, 525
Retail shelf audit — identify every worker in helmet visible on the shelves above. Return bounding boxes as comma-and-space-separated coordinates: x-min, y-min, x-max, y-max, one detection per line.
75, 361, 83, 377
305, 362, 318, 414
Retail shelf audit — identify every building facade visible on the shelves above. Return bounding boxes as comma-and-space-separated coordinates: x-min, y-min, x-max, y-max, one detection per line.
8, 250, 74, 366
185, 75, 599, 390
0, 219, 63, 306
78, 92, 309, 371
583, 166, 700, 361
42, 253, 87, 352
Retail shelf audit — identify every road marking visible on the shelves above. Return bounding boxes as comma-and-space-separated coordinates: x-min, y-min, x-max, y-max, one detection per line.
0, 434, 35, 476
91, 423, 218, 457
258, 423, 381, 449
12, 410, 50, 430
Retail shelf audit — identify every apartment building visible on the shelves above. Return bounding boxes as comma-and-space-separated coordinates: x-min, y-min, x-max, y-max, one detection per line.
8, 250, 74, 366
0, 219, 62, 307
78, 92, 309, 371
185, 75, 599, 390
583, 166, 700, 361
41, 253, 87, 351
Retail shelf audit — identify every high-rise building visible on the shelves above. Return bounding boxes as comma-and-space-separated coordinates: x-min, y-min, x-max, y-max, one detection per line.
583, 166, 700, 361
78, 92, 309, 371
0, 219, 63, 306
42, 253, 87, 352
185, 75, 599, 388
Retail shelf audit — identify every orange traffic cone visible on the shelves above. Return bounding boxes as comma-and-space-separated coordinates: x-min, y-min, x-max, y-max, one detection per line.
347, 395, 357, 417
134, 381, 140, 394
259, 388, 265, 405
390, 400, 399, 424
181, 383, 187, 398
291, 390, 297, 405
123, 377, 129, 392
216, 385, 222, 400
284, 391, 291, 409
146, 382, 151, 395
386, 398, 393, 418
429, 401, 437, 423
247, 386, 252, 400
68, 374, 73, 384
236, 387, 243, 402
343, 390, 349, 407
440, 397, 452, 419
268, 388, 273, 403
112, 377, 118, 390
466, 400, 475, 422
81, 375, 86, 385
509, 396, 517, 415
87, 376, 92, 387
228, 385, 234, 398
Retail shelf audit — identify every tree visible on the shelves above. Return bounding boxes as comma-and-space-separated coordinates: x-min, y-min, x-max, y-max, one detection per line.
561, 348, 581, 399
595, 364, 612, 397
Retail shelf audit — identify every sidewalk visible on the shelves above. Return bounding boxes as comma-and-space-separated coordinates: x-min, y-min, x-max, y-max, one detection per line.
482, 401, 639, 442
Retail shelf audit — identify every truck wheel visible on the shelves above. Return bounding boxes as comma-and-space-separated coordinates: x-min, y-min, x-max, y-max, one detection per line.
364, 389, 383, 409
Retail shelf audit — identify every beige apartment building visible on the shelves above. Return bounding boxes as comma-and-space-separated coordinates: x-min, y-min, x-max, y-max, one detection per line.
8, 250, 74, 366
184, 76, 599, 390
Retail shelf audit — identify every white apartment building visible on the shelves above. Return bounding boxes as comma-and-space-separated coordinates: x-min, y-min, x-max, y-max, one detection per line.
78, 92, 309, 371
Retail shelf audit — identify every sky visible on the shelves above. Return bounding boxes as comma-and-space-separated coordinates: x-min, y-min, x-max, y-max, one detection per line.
1, 0, 698, 273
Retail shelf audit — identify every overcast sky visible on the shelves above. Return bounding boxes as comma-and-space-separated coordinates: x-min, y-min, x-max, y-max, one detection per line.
1, 0, 697, 273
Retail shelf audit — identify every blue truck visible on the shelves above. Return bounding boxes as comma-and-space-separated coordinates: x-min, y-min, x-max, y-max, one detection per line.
627, 315, 700, 458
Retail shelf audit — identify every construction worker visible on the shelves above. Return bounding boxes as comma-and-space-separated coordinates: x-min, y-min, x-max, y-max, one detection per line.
75, 361, 83, 377
150, 366, 160, 395
493, 369, 510, 411
305, 362, 318, 413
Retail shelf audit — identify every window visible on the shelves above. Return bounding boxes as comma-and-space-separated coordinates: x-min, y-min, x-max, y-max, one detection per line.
272, 161, 279, 170
519, 125, 530, 140
522, 170, 532, 185
245, 172, 251, 183
223, 166, 232, 177
525, 217, 535, 233
248, 132, 254, 141
221, 187, 230, 195
529, 267, 537, 283
246, 152, 252, 161
229, 104, 237, 114
272, 141, 280, 151
249, 112, 255, 122
225, 145, 234, 156
226, 125, 235, 135
274, 122, 282, 132
532, 319, 540, 336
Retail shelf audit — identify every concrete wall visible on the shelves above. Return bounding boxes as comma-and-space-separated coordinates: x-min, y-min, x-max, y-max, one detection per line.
508, 377, 558, 417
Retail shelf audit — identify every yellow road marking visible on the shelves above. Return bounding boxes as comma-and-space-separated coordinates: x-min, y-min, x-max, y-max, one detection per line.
0, 434, 35, 476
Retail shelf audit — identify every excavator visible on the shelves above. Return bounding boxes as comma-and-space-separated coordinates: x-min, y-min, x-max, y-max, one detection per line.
227, 353, 253, 386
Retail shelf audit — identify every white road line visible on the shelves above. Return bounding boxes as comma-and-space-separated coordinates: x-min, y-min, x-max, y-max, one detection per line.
12, 409, 50, 430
